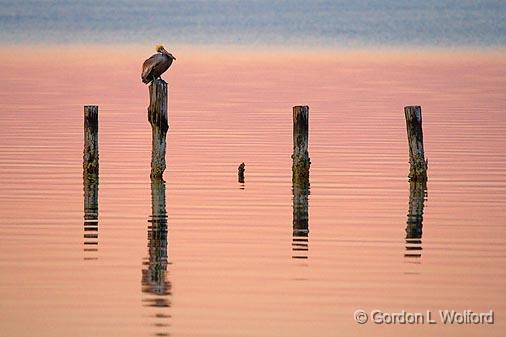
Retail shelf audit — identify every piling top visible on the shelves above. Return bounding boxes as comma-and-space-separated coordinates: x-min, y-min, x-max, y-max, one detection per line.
293, 106, 309, 130
148, 79, 168, 130
292, 105, 309, 151
84, 105, 99, 120
293, 105, 309, 115
404, 106, 422, 122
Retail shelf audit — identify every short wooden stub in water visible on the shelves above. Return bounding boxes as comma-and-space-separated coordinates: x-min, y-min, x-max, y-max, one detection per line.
292, 105, 310, 188
404, 106, 428, 181
238, 163, 245, 184
148, 79, 169, 179
83, 105, 99, 175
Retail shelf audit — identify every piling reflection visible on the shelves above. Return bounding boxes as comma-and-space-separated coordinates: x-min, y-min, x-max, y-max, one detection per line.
292, 182, 309, 259
142, 179, 171, 336
83, 173, 98, 260
405, 181, 427, 258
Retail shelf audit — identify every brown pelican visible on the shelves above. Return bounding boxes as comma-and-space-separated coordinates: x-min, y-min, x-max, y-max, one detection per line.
141, 45, 176, 84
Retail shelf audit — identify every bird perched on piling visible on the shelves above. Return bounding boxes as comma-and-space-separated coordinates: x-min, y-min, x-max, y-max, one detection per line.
141, 45, 176, 84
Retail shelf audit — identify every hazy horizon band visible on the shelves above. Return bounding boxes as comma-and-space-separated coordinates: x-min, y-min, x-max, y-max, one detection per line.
0, 0, 505, 48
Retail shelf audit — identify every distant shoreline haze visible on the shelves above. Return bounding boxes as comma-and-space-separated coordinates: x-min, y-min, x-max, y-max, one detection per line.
0, 0, 505, 48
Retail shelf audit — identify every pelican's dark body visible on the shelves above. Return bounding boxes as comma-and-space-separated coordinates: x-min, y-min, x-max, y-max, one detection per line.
141, 46, 175, 84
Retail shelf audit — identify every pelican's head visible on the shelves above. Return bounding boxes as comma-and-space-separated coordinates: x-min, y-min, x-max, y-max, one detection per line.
155, 44, 176, 60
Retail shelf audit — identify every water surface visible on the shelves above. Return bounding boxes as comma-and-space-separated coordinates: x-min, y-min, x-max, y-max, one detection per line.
0, 46, 505, 336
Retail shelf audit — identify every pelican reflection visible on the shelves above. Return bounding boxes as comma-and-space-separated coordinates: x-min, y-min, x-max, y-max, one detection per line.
405, 181, 427, 259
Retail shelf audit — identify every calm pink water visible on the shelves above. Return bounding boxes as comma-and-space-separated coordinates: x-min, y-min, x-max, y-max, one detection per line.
0, 46, 505, 336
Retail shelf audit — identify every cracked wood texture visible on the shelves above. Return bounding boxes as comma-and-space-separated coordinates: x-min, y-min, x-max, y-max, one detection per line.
148, 79, 169, 179
404, 106, 428, 181
292, 106, 310, 259
292, 105, 310, 189
83, 105, 99, 175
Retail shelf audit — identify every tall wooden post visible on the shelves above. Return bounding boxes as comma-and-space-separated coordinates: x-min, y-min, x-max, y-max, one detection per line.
148, 79, 169, 179
83, 105, 99, 175
292, 105, 310, 259
83, 105, 99, 259
405, 181, 426, 258
292, 106, 310, 188
404, 106, 428, 181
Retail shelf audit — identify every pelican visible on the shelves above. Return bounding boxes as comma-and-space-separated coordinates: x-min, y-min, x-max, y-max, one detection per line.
141, 45, 176, 84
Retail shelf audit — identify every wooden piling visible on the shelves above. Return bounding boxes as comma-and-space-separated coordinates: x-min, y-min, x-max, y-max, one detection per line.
404, 106, 428, 181
292, 106, 310, 188
291, 105, 310, 259
83, 105, 99, 259
405, 181, 426, 258
83, 105, 99, 175
148, 79, 169, 179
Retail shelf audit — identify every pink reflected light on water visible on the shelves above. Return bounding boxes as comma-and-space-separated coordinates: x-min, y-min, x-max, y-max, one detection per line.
0, 45, 505, 336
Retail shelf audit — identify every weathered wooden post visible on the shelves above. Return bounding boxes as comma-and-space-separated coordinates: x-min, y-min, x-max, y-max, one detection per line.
405, 181, 426, 258
83, 105, 99, 259
238, 162, 245, 184
404, 106, 428, 181
292, 105, 310, 259
292, 106, 310, 188
83, 105, 99, 175
148, 79, 169, 179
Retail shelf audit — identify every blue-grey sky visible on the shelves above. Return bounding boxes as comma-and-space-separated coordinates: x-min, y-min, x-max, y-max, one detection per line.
0, 0, 505, 47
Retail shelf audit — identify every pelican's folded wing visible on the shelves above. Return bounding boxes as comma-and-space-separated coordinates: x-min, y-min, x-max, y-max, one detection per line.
141, 54, 162, 83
